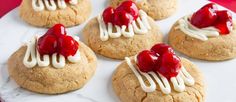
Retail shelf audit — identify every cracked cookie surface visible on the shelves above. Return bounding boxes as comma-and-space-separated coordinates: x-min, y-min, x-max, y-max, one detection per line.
109, 0, 178, 20
112, 57, 205, 102
8, 41, 97, 94
83, 17, 163, 60
19, 0, 92, 28
168, 20, 236, 61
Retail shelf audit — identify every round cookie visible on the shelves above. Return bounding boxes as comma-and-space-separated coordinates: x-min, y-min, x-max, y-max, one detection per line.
168, 20, 236, 61
7, 41, 97, 94
112, 57, 205, 102
109, 0, 178, 20
19, 0, 92, 28
83, 17, 163, 60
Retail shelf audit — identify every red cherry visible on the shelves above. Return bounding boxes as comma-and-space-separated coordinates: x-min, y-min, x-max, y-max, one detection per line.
116, 1, 139, 20
58, 35, 79, 57
151, 43, 174, 56
214, 21, 232, 34
102, 7, 115, 24
158, 52, 181, 79
216, 10, 232, 21
65, 0, 70, 3
45, 24, 66, 38
136, 50, 160, 73
201, 3, 218, 11
52, 24, 67, 37
102, 1, 139, 26
113, 10, 132, 26
190, 6, 217, 28
214, 11, 233, 34
37, 34, 58, 55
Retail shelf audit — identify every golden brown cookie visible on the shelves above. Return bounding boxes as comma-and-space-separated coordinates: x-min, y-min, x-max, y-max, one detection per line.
83, 17, 163, 60
109, 0, 178, 20
8, 41, 97, 94
112, 57, 205, 102
19, 0, 92, 28
168, 20, 236, 61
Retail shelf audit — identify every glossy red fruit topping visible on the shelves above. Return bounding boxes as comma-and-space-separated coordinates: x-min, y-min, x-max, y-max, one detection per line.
37, 24, 79, 57
151, 43, 174, 56
158, 52, 181, 79
52, 24, 67, 37
136, 50, 160, 73
190, 4, 217, 28
190, 3, 233, 35
65, 0, 70, 3
116, 1, 139, 20
136, 43, 182, 79
113, 10, 133, 26
102, 7, 115, 24
214, 10, 233, 34
58, 35, 79, 57
46, 24, 67, 37
37, 34, 58, 55
102, 1, 139, 26
201, 3, 218, 11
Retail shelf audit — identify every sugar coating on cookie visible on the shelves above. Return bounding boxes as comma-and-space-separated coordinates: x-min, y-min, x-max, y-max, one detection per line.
83, 1, 163, 59
168, 3, 236, 61
110, 0, 178, 20
112, 58, 205, 102
19, 0, 92, 27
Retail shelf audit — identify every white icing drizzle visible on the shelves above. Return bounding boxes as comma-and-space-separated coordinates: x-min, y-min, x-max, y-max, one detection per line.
125, 57, 156, 92
68, 50, 81, 63
170, 74, 185, 92
23, 37, 37, 68
36, 47, 50, 67
52, 53, 66, 68
32, 0, 44, 11
32, 0, 78, 11
125, 57, 195, 94
23, 36, 81, 69
98, 10, 151, 41
175, 15, 220, 41
57, 0, 67, 9
44, 0, 57, 11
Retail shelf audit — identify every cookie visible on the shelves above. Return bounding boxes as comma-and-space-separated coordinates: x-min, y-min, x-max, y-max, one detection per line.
112, 57, 205, 102
168, 3, 236, 61
8, 41, 97, 94
83, 17, 163, 59
168, 21, 236, 61
7, 24, 97, 94
83, 1, 163, 59
109, 0, 178, 20
19, 0, 92, 28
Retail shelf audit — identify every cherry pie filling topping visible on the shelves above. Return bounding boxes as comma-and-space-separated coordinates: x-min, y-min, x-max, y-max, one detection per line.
37, 24, 79, 58
190, 3, 233, 34
102, 1, 139, 26
136, 43, 181, 79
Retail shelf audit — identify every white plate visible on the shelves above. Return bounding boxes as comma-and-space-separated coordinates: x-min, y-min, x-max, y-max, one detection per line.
0, 0, 236, 102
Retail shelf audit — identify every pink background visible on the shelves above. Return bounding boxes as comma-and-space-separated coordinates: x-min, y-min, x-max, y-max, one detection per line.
0, 0, 236, 18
